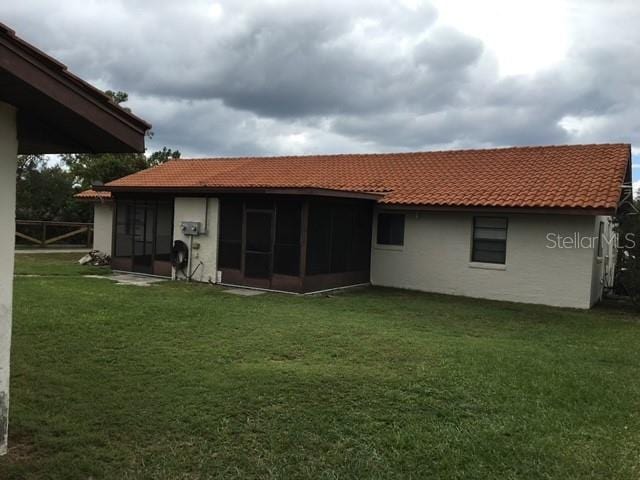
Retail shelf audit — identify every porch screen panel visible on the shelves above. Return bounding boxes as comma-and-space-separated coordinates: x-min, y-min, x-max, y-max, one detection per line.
218, 200, 243, 269
306, 201, 373, 275
115, 201, 134, 257
155, 201, 173, 261
244, 211, 272, 278
330, 205, 354, 272
274, 200, 302, 276
306, 203, 332, 274
351, 204, 373, 271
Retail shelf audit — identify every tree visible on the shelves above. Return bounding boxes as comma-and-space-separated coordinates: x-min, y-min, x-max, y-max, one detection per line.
62, 152, 150, 189
17, 154, 46, 178
16, 156, 91, 222
148, 146, 181, 167
104, 90, 129, 106
62, 91, 180, 189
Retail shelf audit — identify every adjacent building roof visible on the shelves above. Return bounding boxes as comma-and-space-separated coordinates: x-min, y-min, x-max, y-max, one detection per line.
0, 23, 150, 153
97, 143, 631, 213
75, 189, 112, 201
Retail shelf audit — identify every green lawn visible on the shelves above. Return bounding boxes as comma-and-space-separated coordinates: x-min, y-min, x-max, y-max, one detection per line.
1, 254, 639, 479
14, 252, 110, 276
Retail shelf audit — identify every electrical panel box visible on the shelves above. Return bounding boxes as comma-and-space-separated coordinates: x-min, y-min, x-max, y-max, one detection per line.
180, 221, 202, 236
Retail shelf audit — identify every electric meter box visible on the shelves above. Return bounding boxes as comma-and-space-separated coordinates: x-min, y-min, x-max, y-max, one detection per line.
180, 221, 202, 236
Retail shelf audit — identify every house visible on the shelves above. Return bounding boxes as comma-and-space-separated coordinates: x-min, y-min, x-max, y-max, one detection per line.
79, 144, 631, 309
0, 23, 150, 454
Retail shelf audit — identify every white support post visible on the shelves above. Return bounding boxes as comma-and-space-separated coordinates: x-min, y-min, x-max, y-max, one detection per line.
0, 102, 18, 455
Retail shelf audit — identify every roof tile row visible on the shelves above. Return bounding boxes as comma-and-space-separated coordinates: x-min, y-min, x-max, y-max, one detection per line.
99, 144, 631, 210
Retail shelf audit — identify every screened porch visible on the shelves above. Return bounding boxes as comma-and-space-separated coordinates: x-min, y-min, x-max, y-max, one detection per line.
218, 195, 374, 293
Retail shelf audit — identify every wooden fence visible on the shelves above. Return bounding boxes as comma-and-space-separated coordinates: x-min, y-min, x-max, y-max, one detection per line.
15, 220, 93, 248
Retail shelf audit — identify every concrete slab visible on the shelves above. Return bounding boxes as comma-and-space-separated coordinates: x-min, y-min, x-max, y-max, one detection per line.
224, 288, 266, 296
85, 273, 166, 287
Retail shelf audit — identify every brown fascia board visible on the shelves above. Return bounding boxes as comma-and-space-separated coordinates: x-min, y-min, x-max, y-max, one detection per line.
75, 197, 113, 204
96, 185, 614, 215
98, 185, 385, 201
0, 23, 150, 152
378, 203, 615, 216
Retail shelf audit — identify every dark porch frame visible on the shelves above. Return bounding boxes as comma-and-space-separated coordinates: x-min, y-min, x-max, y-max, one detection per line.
110, 195, 175, 277
218, 194, 374, 293
108, 191, 375, 293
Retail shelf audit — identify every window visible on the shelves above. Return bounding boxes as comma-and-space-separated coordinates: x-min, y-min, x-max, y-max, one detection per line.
377, 213, 404, 246
472, 217, 508, 264
597, 221, 604, 257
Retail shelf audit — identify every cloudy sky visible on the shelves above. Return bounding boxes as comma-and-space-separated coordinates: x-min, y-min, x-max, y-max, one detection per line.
1, 0, 638, 183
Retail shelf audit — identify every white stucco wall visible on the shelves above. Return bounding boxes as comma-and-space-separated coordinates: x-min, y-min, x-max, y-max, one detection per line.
172, 197, 219, 283
371, 209, 600, 309
0, 102, 17, 455
93, 203, 113, 254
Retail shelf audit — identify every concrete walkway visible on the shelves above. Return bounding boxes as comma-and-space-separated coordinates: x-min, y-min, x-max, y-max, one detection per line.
85, 273, 166, 287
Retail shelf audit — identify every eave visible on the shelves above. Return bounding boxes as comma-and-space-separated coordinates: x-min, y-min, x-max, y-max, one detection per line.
97, 185, 385, 201
0, 23, 151, 154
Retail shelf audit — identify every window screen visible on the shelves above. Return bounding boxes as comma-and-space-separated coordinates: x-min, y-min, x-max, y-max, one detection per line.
472, 217, 508, 264
155, 202, 173, 261
377, 213, 404, 246
245, 252, 271, 278
115, 202, 134, 257
245, 211, 272, 253
306, 204, 332, 275
244, 211, 273, 278
306, 201, 373, 275
219, 200, 243, 269
274, 201, 301, 276
330, 205, 354, 272
114, 199, 174, 263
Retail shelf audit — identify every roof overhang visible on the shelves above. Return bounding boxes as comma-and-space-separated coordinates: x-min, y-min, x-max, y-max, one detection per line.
0, 23, 151, 154
378, 204, 616, 216
93, 185, 616, 214
74, 190, 113, 203
97, 185, 384, 201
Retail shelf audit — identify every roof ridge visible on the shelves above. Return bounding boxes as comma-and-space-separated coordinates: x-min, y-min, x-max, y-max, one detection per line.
175, 143, 631, 162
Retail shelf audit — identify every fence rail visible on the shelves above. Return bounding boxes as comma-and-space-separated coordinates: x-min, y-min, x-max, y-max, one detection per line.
15, 220, 93, 248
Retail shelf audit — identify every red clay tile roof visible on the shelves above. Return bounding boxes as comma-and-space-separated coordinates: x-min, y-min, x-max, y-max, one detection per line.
74, 189, 112, 201
102, 144, 631, 211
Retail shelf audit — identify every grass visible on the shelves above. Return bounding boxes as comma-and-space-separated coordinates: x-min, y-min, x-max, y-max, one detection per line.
14, 252, 109, 276
1, 254, 639, 479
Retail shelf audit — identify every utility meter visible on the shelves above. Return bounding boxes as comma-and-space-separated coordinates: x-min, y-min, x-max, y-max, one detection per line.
180, 221, 201, 236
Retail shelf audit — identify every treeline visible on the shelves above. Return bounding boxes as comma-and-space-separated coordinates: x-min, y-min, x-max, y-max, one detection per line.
16, 147, 180, 222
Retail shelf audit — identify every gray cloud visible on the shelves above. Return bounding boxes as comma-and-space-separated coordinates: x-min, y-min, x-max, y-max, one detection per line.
0, 0, 639, 169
